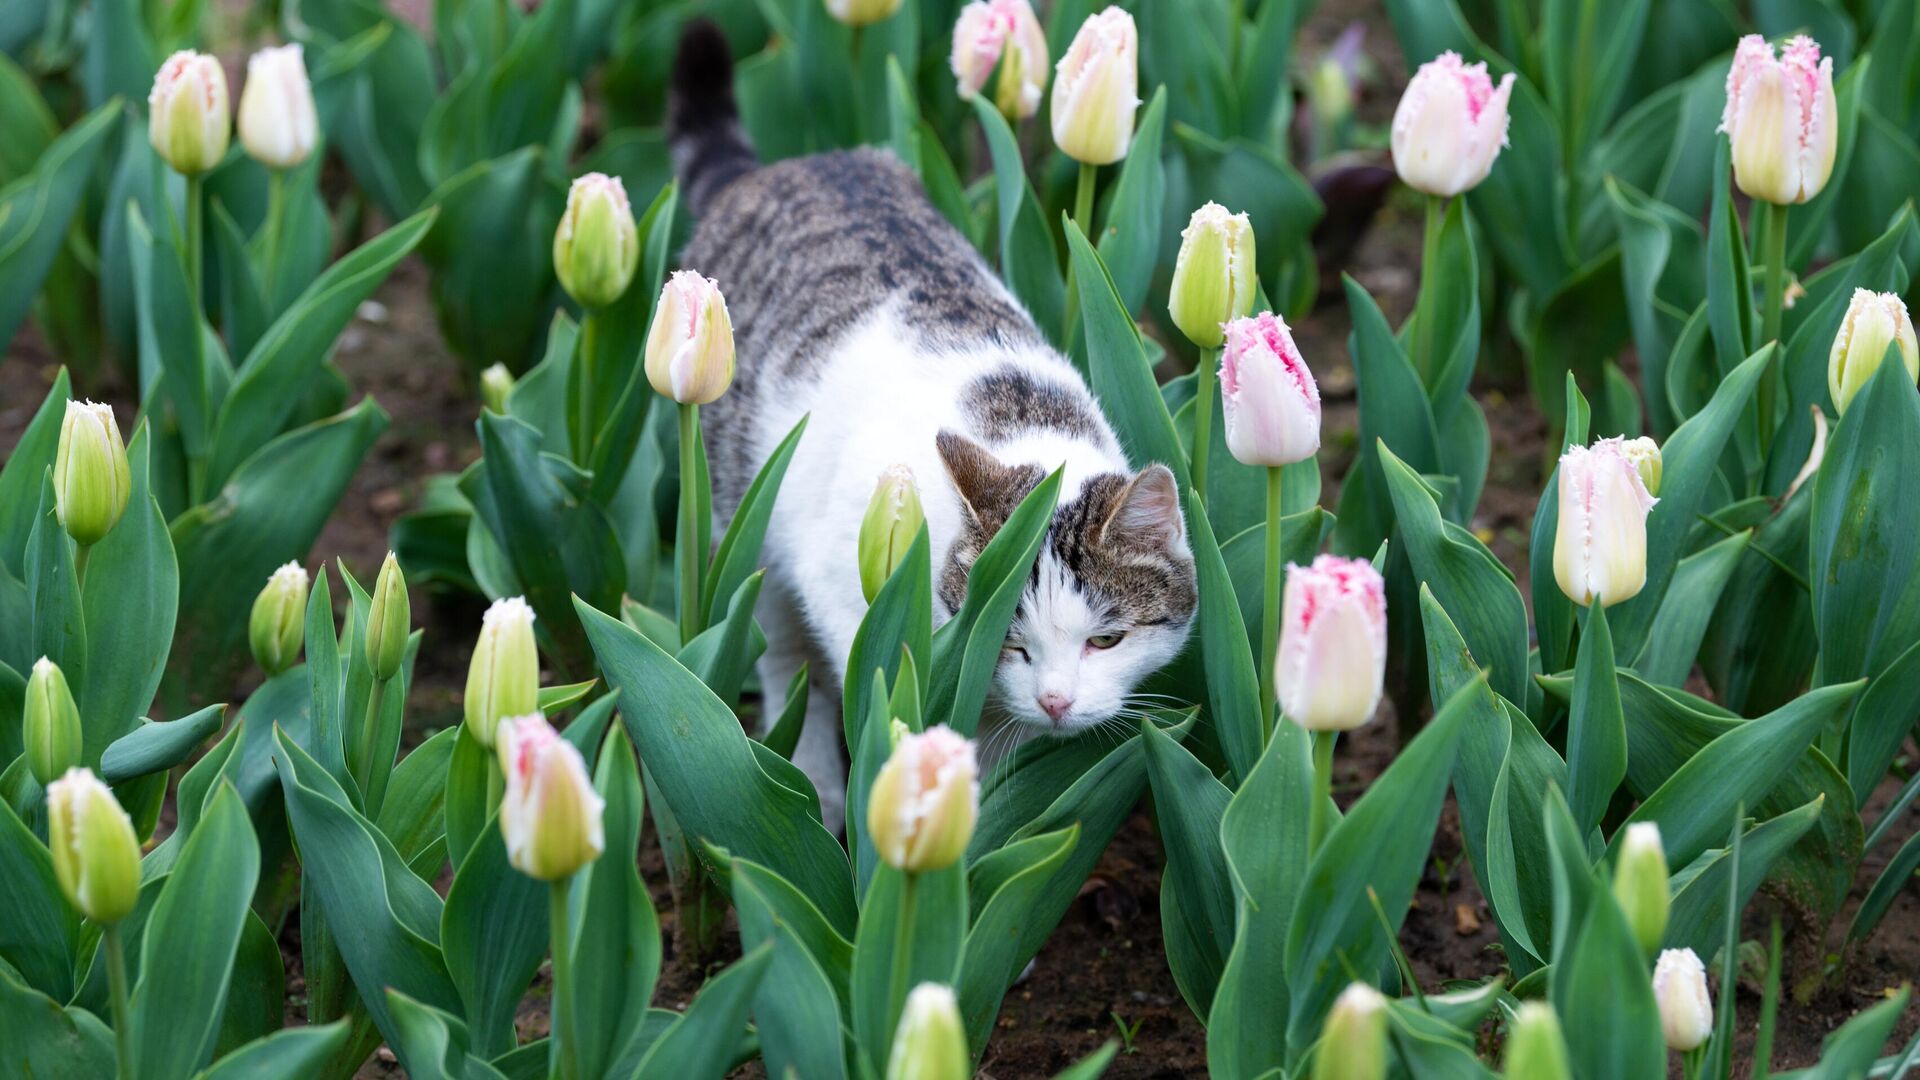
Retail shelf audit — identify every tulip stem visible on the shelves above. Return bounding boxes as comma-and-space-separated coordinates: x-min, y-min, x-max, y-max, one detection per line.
354, 677, 387, 800
74, 543, 91, 590
550, 877, 578, 1080
677, 402, 705, 645
1757, 200, 1790, 452
105, 923, 133, 1080
886, 870, 919, 1059
574, 313, 601, 464
263, 169, 286, 304
184, 174, 204, 314
1192, 348, 1217, 502
1308, 730, 1336, 855
1259, 465, 1283, 741
1412, 194, 1445, 388
1060, 162, 1098, 347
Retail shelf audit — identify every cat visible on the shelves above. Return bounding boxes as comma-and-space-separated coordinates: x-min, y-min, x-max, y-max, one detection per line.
668, 20, 1197, 826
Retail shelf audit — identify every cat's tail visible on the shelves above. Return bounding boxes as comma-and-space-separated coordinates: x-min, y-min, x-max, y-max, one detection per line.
669, 19, 758, 216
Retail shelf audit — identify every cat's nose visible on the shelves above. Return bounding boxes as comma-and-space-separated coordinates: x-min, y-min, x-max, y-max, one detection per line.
1037, 691, 1073, 721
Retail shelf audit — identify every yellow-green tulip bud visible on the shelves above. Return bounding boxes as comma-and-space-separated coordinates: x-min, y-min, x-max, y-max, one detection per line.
1312, 983, 1389, 1080
867, 725, 978, 873
1168, 202, 1256, 350
148, 51, 231, 176
1613, 822, 1671, 955
365, 551, 410, 682
1619, 436, 1663, 497
1049, 7, 1139, 165
53, 401, 130, 548
1502, 1002, 1571, 1080
480, 363, 515, 415
858, 465, 925, 603
644, 271, 735, 405
825, 0, 901, 28
46, 768, 142, 925
498, 714, 605, 880
886, 983, 970, 1080
25, 657, 81, 786
1828, 288, 1919, 414
466, 597, 539, 749
554, 173, 639, 310
249, 561, 309, 677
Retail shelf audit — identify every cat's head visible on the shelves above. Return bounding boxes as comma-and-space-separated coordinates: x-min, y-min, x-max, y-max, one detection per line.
936, 431, 1197, 736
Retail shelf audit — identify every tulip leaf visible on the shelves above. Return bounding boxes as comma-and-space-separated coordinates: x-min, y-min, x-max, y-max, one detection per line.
732, 873, 849, 1080
80, 426, 179, 764
762, 664, 810, 760
1331, 275, 1440, 559
373, 725, 455, 880
441, 808, 549, 1059
1188, 493, 1265, 788
677, 570, 766, 710
25, 471, 85, 703
1666, 796, 1821, 957
567, 728, 659, 1080
1066, 218, 1189, 485
1097, 88, 1168, 315
714, 853, 854, 1005
1564, 600, 1624, 838
0, 102, 118, 351
536, 678, 598, 716
700, 416, 807, 626
0, 965, 117, 1079
0, 367, 68, 580
1549, 865, 1665, 1080
0, 793, 79, 1001
1142, 717, 1236, 1020
1632, 528, 1749, 687
1531, 373, 1591, 681
418, 146, 566, 373
850, 862, 966, 1075
957, 825, 1081, 1060
100, 704, 226, 784
127, 199, 218, 463
382, 989, 506, 1080
1852, 824, 1920, 943
632, 942, 773, 1080
842, 528, 932, 753
969, 94, 1064, 340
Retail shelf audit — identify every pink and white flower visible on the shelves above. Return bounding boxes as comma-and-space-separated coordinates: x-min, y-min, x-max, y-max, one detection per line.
1220, 312, 1321, 467
1050, 7, 1139, 165
237, 44, 318, 170
1389, 51, 1515, 197
1721, 34, 1838, 206
1276, 556, 1387, 732
148, 50, 231, 176
498, 714, 605, 881
951, 0, 1049, 120
866, 725, 979, 873
1552, 437, 1658, 608
644, 270, 736, 405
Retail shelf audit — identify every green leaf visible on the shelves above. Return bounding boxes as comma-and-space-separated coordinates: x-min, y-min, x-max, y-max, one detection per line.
732, 873, 850, 1080
0, 103, 118, 349
570, 728, 660, 1080
958, 825, 1080, 1060
633, 943, 772, 1079
0, 794, 79, 1000
850, 863, 965, 1074
1332, 275, 1440, 559
1550, 869, 1664, 1080
1143, 718, 1236, 1020
1096, 88, 1167, 313
100, 704, 226, 784
1065, 219, 1188, 483
1187, 494, 1264, 788
80, 426, 179, 765
1797, 987, 1910, 1078
1666, 797, 1821, 957
969, 94, 1064, 340
192, 1021, 353, 1080
418, 147, 565, 372
441, 812, 549, 1058
382, 989, 505, 1080
1633, 529, 1749, 686
0, 965, 116, 1079
700, 416, 806, 625
0, 367, 68, 579
842, 529, 932, 753
1564, 601, 1624, 837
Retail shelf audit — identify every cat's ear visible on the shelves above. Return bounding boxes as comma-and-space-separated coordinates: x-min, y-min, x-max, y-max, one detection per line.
1098, 464, 1186, 550
937, 430, 1040, 530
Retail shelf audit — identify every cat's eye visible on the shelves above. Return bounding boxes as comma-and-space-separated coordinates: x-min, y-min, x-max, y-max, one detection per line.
1003, 644, 1030, 662
1087, 633, 1125, 650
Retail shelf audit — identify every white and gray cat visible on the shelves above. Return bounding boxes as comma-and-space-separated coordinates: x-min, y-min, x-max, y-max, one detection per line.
668, 21, 1197, 822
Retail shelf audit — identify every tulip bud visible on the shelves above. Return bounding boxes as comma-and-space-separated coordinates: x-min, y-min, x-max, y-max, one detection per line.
1721, 35, 1839, 206
249, 561, 310, 677
951, 0, 1049, 122
53, 401, 131, 548
46, 769, 142, 925
825, 0, 901, 27
1050, 7, 1139, 166
1168, 203, 1257, 350
644, 271, 736, 405
867, 725, 978, 873
1502, 1002, 1571, 1080
466, 597, 539, 749
1552, 437, 1658, 608
886, 983, 970, 1080
1828, 288, 1919, 414
1612, 822, 1670, 955
1312, 983, 1388, 1080
859, 465, 925, 603
365, 551, 410, 682
1220, 312, 1321, 467
148, 51, 231, 176
1390, 51, 1515, 198
498, 714, 605, 880
237, 44, 318, 170
479, 363, 515, 414
554, 173, 639, 310
1620, 436, 1663, 497
1276, 555, 1387, 732
25, 658, 82, 786
1652, 948, 1713, 1052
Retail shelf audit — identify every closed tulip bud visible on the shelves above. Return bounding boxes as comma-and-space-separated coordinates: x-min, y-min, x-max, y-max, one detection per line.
466, 597, 539, 749
1652, 948, 1714, 1052
1312, 983, 1388, 1080
554, 173, 639, 310
1620, 436, 1663, 497
1276, 556, 1387, 732
1613, 822, 1670, 955
1828, 288, 1919, 414
645, 271, 736, 405
498, 714, 605, 880
867, 725, 978, 873
237, 44, 318, 170
53, 401, 131, 548
951, 0, 1049, 122
479, 363, 515, 414
365, 551, 410, 682
859, 465, 925, 603
825, 0, 901, 27
1220, 312, 1321, 467
1721, 35, 1838, 206
249, 561, 309, 677
25, 658, 81, 786
886, 983, 970, 1080
148, 51, 231, 176
1390, 51, 1515, 198
1502, 1002, 1571, 1080
1050, 7, 1139, 165
1168, 203, 1257, 350
1553, 437, 1658, 608
46, 769, 141, 925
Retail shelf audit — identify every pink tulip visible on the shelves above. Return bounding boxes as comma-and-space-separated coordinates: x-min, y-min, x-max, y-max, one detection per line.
1390, 51, 1515, 197
950, 0, 1049, 120
1721, 35, 1838, 206
1220, 312, 1321, 467
1275, 555, 1387, 732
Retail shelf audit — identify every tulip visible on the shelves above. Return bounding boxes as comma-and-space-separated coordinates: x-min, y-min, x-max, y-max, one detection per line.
365, 551, 411, 682
554, 173, 639, 310
859, 465, 925, 603
1552, 437, 1658, 608
886, 983, 969, 1080
237, 44, 318, 170
1721, 35, 1838, 206
46, 769, 141, 925
1168, 203, 1257, 351
825, 0, 901, 27
1652, 948, 1714, 1052
867, 725, 978, 873
1050, 7, 1139, 165
1276, 555, 1388, 733
1828, 288, 1919, 414
644, 270, 736, 405
25, 657, 81, 786
466, 596, 540, 749
1312, 983, 1388, 1080
249, 561, 310, 677
1390, 51, 1515, 198
53, 401, 130, 548
148, 51, 231, 176
951, 0, 1049, 121
480, 363, 515, 414
498, 714, 605, 880
1221, 313, 1321, 468
1612, 822, 1670, 955
1501, 1002, 1571, 1080
1620, 435, 1663, 497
